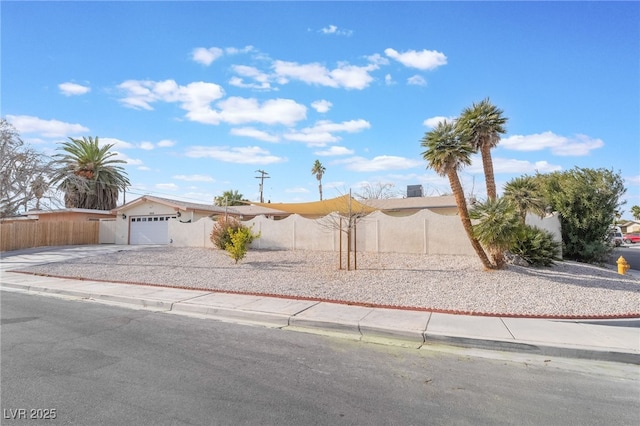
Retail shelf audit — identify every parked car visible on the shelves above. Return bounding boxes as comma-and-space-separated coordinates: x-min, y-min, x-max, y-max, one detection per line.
610, 231, 624, 246
623, 233, 640, 244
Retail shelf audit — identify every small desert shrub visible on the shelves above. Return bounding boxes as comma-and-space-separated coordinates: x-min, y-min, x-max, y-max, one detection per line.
511, 225, 561, 266
210, 217, 256, 250
225, 227, 255, 264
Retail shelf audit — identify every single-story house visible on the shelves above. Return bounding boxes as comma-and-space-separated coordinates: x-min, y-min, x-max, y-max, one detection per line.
111, 195, 240, 245
110, 194, 460, 246
25, 208, 116, 222
620, 220, 640, 234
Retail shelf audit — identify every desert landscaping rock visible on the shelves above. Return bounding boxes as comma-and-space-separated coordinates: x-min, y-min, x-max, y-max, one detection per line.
17, 246, 640, 317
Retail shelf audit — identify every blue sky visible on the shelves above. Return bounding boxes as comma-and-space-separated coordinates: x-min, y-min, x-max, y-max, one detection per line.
3, 1, 639, 217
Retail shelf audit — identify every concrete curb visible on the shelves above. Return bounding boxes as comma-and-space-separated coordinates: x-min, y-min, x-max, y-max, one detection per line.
2, 281, 638, 365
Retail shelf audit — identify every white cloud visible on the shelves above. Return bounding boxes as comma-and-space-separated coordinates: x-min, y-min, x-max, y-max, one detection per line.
423, 116, 456, 128
468, 156, 563, 174
407, 75, 427, 86
138, 166, 151, 171
213, 97, 307, 126
367, 54, 390, 66
58, 82, 90, 96
110, 150, 143, 166
118, 80, 305, 127
230, 127, 280, 142
314, 146, 355, 156
273, 60, 378, 90
173, 174, 215, 182
625, 175, 640, 186
311, 99, 332, 113
384, 48, 447, 70
338, 155, 422, 172
156, 183, 179, 191
101, 137, 134, 149
384, 74, 395, 85
320, 25, 353, 36
117, 79, 225, 114
139, 142, 155, 150
500, 131, 604, 156
185, 145, 286, 165
284, 119, 370, 147
224, 45, 254, 55
191, 47, 224, 66
157, 139, 176, 147
7, 115, 89, 138
229, 65, 272, 90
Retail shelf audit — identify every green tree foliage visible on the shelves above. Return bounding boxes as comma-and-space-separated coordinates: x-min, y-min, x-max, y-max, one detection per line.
421, 120, 495, 270
511, 225, 561, 267
535, 167, 626, 263
469, 197, 520, 269
456, 98, 507, 200
210, 216, 258, 251
311, 159, 326, 201
214, 190, 246, 206
503, 176, 547, 224
631, 205, 640, 221
50, 136, 130, 210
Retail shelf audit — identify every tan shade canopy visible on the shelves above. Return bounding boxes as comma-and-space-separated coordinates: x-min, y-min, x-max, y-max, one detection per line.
248, 194, 377, 216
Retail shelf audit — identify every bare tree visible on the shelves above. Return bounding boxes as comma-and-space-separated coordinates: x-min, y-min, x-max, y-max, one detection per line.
0, 118, 55, 217
314, 191, 375, 270
354, 182, 401, 200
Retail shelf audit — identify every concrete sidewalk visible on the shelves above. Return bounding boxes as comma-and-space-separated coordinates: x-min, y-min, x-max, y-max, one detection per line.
2, 245, 639, 365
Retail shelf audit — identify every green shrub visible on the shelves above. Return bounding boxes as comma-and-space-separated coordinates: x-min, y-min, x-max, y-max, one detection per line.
210, 217, 256, 250
225, 227, 255, 264
511, 225, 561, 267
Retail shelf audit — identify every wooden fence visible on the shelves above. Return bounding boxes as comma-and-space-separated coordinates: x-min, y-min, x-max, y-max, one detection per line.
0, 221, 100, 252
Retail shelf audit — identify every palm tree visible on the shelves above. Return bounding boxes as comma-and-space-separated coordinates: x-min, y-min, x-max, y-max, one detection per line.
311, 159, 326, 201
421, 121, 495, 270
51, 136, 130, 210
631, 205, 640, 222
503, 176, 547, 224
470, 197, 520, 269
30, 175, 48, 210
457, 98, 507, 200
215, 190, 245, 206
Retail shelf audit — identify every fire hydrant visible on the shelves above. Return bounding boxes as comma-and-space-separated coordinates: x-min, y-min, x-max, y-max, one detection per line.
617, 256, 630, 275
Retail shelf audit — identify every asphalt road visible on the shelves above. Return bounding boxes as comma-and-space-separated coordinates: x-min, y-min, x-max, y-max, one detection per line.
610, 244, 640, 271
2, 291, 639, 426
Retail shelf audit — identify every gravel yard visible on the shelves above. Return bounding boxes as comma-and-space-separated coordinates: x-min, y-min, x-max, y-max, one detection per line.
17, 246, 640, 318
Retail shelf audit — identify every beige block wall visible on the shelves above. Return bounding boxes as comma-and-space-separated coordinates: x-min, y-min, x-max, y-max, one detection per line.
161, 210, 562, 258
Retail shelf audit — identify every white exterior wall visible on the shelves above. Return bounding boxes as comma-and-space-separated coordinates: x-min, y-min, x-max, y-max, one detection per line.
145, 210, 562, 258
98, 219, 116, 244
115, 201, 188, 244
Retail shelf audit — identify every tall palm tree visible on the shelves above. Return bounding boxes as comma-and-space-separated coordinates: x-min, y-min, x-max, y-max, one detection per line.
421, 121, 495, 270
51, 136, 130, 210
311, 159, 326, 201
215, 190, 245, 206
457, 98, 507, 200
503, 176, 547, 224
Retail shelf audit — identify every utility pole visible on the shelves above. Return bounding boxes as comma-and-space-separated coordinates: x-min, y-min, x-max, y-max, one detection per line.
255, 170, 270, 203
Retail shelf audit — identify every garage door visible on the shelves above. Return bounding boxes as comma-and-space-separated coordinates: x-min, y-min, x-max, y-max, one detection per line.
130, 215, 176, 245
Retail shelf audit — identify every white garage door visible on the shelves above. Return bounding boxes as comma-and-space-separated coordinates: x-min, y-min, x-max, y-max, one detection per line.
130, 215, 176, 245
